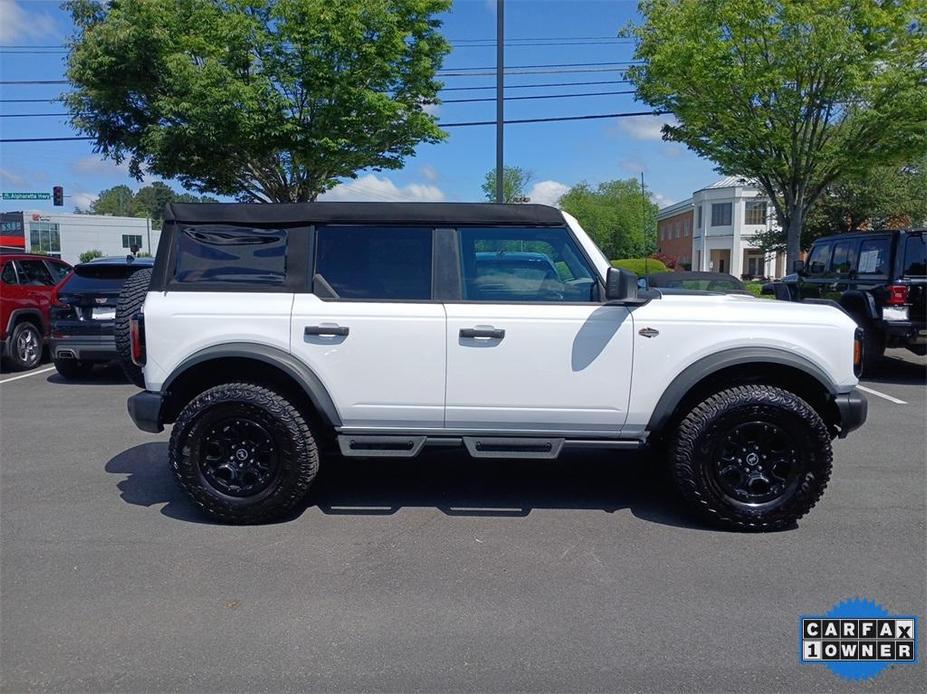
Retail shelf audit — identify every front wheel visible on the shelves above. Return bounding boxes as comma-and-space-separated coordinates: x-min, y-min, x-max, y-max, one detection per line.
669, 385, 832, 531
169, 383, 319, 524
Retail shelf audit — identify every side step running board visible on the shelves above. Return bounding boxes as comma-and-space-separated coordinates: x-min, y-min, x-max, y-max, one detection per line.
463, 436, 563, 459
338, 435, 426, 458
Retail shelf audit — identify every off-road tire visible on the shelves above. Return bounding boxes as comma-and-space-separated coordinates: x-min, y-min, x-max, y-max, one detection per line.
114, 267, 152, 388
6, 321, 42, 371
170, 383, 319, 524
670, 385, 832, 531
53, 358, 95, 380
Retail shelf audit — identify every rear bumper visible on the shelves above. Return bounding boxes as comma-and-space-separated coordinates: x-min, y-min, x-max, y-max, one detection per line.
834, 388, 867, 438
881, 320, 927, 345
50, 335, 116, 362
127, 391, 164, 433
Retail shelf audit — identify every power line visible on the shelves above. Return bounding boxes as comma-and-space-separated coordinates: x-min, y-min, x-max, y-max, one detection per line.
0, 80, 69, 85
0, 90, 639, 117
439, 67, 631, 77
437, 60, 639, 72
442, 89, 635, 104
440, 79, 631, 92
440, 111, 669, 128
0, 110, 671, 142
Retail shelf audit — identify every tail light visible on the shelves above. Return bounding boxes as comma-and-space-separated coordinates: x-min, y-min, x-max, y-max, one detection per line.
130, 312, 146, 366
48, 288, 76, 331
853, 328, 863, 377
886, 285, 910, 306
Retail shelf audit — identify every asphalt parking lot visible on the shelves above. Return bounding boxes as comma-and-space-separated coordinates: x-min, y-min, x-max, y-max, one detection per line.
1, 352, 924, 693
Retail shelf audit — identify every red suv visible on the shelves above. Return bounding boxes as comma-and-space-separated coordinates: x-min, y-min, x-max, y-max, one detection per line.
1, 254, 72, 371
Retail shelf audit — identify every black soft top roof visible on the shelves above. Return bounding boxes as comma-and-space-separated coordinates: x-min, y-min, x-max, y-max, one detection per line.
163, 201, 565, 227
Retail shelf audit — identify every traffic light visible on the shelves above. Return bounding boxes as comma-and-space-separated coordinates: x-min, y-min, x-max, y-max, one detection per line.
53, 186, 64, 206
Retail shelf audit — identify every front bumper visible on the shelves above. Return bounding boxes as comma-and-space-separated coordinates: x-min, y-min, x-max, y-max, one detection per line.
51, 335, 117, 362
127, 391, 164, 433
834, 388, 867, 438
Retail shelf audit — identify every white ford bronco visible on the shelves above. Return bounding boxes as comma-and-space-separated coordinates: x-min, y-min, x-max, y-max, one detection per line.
122, 202, 867, 529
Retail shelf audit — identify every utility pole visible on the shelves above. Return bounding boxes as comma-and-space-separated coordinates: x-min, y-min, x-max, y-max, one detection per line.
495, 0, 504, 204
641, 171, 648, 275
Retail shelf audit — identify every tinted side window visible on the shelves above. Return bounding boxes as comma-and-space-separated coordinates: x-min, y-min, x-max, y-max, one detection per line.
458, 227, 596, 302
175, 226, 287, 285
315, 226, 432, 300
807, 243, 831, 274
1, 261, 16, 284
14, 259, 54, 286
831, 241, 856, 275
857, 238, 890, 275
903, 235, 926, 276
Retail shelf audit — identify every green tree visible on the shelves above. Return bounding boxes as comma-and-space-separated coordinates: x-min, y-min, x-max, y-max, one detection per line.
755, 155, 927, 252
559, 178, 657, 260
64, 0, 451, 203
624, 0, 927, 269
79, 249, 104, 263
132, 182, 180, 223
481, 166, 534, 203
88, 185, 134, 216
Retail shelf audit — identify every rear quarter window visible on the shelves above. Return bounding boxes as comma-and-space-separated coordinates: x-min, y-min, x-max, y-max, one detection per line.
174, 226, 287, 285
902, 235, 925, 276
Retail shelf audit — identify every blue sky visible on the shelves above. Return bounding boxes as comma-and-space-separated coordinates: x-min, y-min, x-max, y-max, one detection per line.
0, 0, 720, 214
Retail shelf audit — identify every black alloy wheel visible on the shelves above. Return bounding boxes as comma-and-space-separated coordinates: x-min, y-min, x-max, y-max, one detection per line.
199, 413, 281, 498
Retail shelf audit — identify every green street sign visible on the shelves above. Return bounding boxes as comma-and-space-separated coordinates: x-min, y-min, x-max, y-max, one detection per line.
2, 192, 51, 200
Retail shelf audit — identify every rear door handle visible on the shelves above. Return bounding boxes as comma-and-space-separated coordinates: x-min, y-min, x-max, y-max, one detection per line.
305, 325, 349, 337
460, 327, 505, 339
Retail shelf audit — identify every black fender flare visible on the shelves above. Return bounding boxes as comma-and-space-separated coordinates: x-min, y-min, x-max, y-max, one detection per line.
646, 347, 839, 433
838, 290, 879, 324
162, 343, 342, 427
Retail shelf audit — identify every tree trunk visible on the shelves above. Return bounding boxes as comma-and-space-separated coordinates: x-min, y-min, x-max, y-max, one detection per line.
786, 205, 803, 273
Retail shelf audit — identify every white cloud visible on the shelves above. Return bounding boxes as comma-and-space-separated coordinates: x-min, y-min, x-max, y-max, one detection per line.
71, 192, 96, 212
528, 180, 570, 207
320, 174, 445, 202
0, 0, 58, 43
420, 164, 439, 183
617, 114, 678, 141
664, 143, 685, 158
422, 102, 441, 117
620, 159, 647, 175
0, 168, 27, 186
650, 191, 675, 209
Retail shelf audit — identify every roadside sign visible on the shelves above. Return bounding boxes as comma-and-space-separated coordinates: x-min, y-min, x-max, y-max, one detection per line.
2, 192, 51, 200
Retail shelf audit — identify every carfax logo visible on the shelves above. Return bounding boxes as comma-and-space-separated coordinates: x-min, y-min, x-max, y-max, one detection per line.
800, 597, 918, 681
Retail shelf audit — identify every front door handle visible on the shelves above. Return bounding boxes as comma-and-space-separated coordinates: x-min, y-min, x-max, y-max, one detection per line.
460, 327, 505, 339
305, 325, 349, 337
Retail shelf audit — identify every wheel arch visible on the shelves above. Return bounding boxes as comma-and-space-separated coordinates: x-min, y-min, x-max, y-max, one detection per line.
160, 343, 341, 431
647, 348, 841, 436
7, 308, 46, 336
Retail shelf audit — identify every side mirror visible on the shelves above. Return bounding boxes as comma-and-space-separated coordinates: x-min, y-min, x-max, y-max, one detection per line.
792, 259, 805, 275
605, 267, 644, 304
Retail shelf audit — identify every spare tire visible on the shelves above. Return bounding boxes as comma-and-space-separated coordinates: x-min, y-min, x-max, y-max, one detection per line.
115, 267, 152, 388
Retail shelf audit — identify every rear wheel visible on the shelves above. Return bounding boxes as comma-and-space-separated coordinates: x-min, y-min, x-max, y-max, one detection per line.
669, 385, 832, 531
169, 383, 319, 524
115, 267, 152, 388
53, 358, 95, 380
6, 321, 42, 371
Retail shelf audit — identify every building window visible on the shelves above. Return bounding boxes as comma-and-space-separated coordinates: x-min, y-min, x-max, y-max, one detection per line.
122, 234, 143, 249
745, 200, 767, 225
697, 206, 702, 228
29, 222, 60, 254
711, 203, 732, 226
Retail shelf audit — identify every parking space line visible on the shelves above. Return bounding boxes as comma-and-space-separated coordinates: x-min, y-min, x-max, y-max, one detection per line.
857, 384, 908, 405
0, 366, 56, 384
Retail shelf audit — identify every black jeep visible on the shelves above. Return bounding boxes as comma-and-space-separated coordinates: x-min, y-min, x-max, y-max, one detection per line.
767, 229, 926, 368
